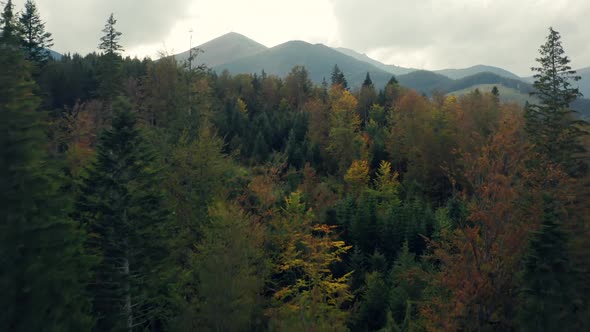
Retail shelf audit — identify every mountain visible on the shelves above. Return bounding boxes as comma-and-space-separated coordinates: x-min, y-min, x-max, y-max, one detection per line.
395, 70, 532, 95
396, 70, 453, 94
175, 32, 267, 67
435, 65, 521, 80
334, 47, 416, 76
47, 49, 62, 60
577, 66, 590, 98
448, 84, 536, 105
214, 40, 395, 88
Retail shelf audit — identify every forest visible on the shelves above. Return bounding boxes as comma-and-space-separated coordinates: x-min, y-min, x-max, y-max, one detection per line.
1, 1, 589, 331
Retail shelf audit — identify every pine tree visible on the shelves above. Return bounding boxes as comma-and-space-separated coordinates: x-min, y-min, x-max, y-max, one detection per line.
518, 194, 575, 331
76, 98, 174, 331
0, 0, 19, 45
331, 64, 348, 89
0, 43, 92, 331
18, 0, 53, 64
526, 27, 588, 176
97, 13, 123, 102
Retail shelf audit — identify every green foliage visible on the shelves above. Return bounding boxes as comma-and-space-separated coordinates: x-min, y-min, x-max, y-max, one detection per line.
97, 13, 123, 101
518, 194, 575, 331
183, 203, 267, 331
0, 46, 92, 331
18, 0, 53, 65
526, 27, 589, 176
0, 0, 19, 45
331, 64, 348, 89
76, 99, 175, 331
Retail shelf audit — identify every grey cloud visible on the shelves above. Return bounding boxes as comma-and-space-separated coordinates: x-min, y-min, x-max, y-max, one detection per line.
14, 0, 193, 54
330, 0, 590, 75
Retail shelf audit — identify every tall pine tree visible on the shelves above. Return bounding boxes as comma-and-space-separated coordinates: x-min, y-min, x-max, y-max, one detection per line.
526, 27, 588, 176
518, 194, 575, 331
76, 98, 174, 331
97, 13, 123, 103
18, 0, 53, 65
0, 39, 92, 331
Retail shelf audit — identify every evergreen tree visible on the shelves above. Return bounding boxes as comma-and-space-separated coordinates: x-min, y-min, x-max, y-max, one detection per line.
18, 0, 53, 64
518, 194, 575, 331
363, 72, 373, 87
0, 44, 92, 331
99, 13, 123, 56
0, 0, 19, 45
526, 27, 588, 176
331, 64, 348, 89
353, 271, 389, 331
97, 13, 123, 102
76, 98, 174, 331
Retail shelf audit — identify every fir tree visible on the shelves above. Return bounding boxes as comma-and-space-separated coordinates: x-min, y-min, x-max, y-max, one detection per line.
0, 43, 92, 331
518, 194, 575, 331
331, 64, 348, 89
76, 98, 174, 331
97, 13, 123, 102
526, 27, 588, 176
18, 0, 53, 64
0, 0, 19, 45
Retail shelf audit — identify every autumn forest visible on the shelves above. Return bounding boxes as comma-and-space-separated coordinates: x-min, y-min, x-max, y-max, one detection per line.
1, 1, 589, 331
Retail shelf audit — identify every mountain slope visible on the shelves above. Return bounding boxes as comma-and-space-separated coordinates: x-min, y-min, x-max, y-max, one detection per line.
577, 66, 590, 98
215, 41, 395, 88
395, 70, 533, 96
334, 47, 416, 76
175, 32, 268, 67
435, 65, 521, 80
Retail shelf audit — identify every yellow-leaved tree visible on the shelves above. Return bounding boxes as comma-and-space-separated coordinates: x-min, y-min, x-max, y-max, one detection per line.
267, 192, 353, 331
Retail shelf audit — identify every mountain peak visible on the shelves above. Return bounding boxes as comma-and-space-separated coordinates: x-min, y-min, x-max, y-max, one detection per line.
175, 31, 267, 67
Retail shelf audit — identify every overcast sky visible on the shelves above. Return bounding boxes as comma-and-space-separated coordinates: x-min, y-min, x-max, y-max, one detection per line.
13, 0, 590, 76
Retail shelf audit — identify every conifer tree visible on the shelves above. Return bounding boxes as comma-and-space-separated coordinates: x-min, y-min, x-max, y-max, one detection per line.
0, 42, 92, 331
18, 0, 53, 64
526, 27, 588, 176
97, 13, 123, 102
518, 194, 575, 331
0, 0, 19, 45
76, 98, 174, 331
331, 64, 348, 89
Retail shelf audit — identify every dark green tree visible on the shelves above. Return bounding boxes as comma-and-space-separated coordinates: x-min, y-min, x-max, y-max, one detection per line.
0, 44, 92, 331
18, 0, 53, 64
76, 98, 174, 331
331, 64, 348, 89
526, 27, 588, 176
518, 194, 575, 332
0, 0, 19, 45
353, 271, 389, 331
359, 72, 377, 126
97, 13, 123, 102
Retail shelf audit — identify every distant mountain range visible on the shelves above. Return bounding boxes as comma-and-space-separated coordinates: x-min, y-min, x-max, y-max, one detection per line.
178, 33, 589, 99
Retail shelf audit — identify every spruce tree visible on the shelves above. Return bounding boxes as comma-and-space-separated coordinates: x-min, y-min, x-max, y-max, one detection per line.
518, 194, 575, 332
0, 0, 18, 45
97, 13, 123, 102
526, 27, 588, 176
18, 0, 53, 64
331, 64, 348, 89
0, 42, 92, 331
76, 98, 174, 331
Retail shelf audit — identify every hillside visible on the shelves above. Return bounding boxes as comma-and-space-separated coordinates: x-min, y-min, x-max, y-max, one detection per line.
214, 40, 395, 88
396, 70, 453, 94
396, 70, 532, 95
448, 84, 536, 105
175, 32, 267, 67
334, 47, 416, 76
435, 65, 521, 80
577, 66, 590, 98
